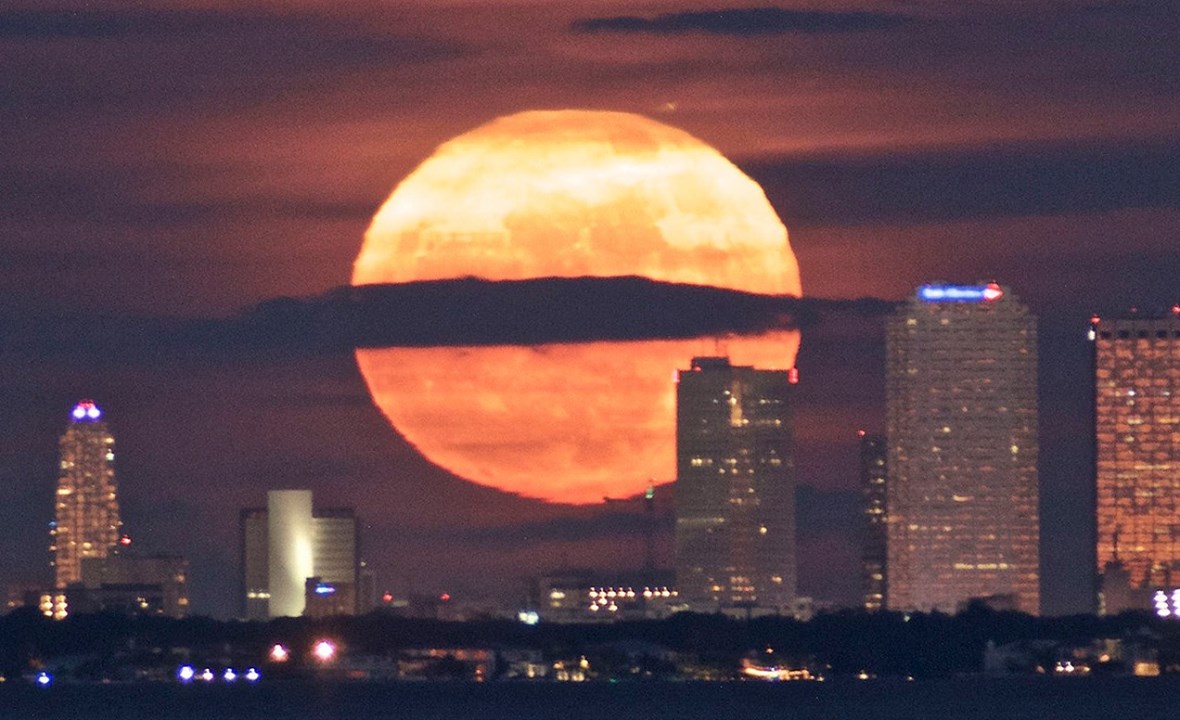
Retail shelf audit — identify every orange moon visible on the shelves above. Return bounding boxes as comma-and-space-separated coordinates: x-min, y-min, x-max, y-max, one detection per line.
353, 110, 800, 504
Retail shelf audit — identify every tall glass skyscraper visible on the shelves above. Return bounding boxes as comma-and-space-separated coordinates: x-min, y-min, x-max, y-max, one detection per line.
674, 356, 795, 611
1093, 309, 1180, 600
51, 400, 121, 588
886, 284, 1039, 614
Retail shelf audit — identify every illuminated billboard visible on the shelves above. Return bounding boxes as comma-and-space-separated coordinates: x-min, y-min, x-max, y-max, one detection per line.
918, 283, 1004, 303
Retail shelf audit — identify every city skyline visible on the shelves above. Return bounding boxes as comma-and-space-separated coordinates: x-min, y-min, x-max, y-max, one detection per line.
5, 283, 1175, 619
2, 0, 1179, 618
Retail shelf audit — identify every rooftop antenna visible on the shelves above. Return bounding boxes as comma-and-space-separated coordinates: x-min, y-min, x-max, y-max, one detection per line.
644, 481, 656, 580
604, 482, 660, 586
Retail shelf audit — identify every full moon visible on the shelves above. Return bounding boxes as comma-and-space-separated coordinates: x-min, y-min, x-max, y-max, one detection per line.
353, 110, 801, 504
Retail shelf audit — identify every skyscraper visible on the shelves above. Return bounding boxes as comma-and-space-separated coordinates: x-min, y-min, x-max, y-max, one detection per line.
268, 490, 314, 618
1093, 308, 1180, 605
241, 490, 359, 619
859, 431, 887, 612
51, 400, 121, 588
674, 356, 795, 611
886, 283, 1039, 614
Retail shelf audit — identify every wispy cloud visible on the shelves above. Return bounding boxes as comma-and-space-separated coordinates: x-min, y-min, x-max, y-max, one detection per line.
571, 7, 913, 36
746, 139, 1180, 227
0, 9, 285, 40
0, 7, 466, 114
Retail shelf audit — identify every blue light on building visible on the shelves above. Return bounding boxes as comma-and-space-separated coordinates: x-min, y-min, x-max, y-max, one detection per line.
917, 283, 1003, 303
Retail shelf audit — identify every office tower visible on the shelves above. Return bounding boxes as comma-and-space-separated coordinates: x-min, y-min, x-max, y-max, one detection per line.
859, 432, 887, 612
240, 490, 359, 619
886, 283, 1039, 614
306, 509, 361, 618
674, 356, 796, 611
51, 400, 121, 588
77, 551, 190, 618
1093, 309, 1180, 606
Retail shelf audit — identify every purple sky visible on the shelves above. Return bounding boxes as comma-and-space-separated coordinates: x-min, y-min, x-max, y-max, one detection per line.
2, 0, 1179, 617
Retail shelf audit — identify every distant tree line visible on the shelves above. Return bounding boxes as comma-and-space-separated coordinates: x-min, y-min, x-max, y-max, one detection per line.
3, 603, 1179, 679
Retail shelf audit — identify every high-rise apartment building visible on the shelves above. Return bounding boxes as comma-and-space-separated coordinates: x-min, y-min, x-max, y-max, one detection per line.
859, 432, 887, 612
886, 283, 1039, 614
241, 490, 359, 619
1093, 309, 1180, 603
51, 400, 121, 588
674, 356, 796, 611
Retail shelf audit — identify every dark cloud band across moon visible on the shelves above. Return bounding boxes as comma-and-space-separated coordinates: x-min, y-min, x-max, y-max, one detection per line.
1, 277, 895, 362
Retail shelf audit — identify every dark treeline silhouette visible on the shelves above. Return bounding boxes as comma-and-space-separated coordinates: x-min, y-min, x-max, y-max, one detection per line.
4, 605, 1179, 679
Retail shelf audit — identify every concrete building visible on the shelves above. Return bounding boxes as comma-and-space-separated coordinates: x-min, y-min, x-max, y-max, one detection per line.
268, 490, 314, 618
886, 283, 1039, 614
74, 550, 190, 618
859, 432, 887, 612
674, 356, 796, 611
241, 490, 359, 619
51, 400, 121, 588
1092, 309, 1180, 611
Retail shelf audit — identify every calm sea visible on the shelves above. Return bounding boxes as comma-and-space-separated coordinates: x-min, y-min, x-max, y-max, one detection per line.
2, 677, 1178, 720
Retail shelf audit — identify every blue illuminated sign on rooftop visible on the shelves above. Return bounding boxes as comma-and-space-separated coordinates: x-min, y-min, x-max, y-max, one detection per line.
918, 283, 1003, 303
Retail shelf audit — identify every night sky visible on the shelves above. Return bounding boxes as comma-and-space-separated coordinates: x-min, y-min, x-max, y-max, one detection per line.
2, 0, 1179, 618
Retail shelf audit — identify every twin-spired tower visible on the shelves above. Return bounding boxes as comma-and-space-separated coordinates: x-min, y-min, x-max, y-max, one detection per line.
51, 400, 122, 588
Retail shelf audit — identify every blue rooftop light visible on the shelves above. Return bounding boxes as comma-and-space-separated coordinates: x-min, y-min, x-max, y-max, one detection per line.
70, 400, 102, 422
